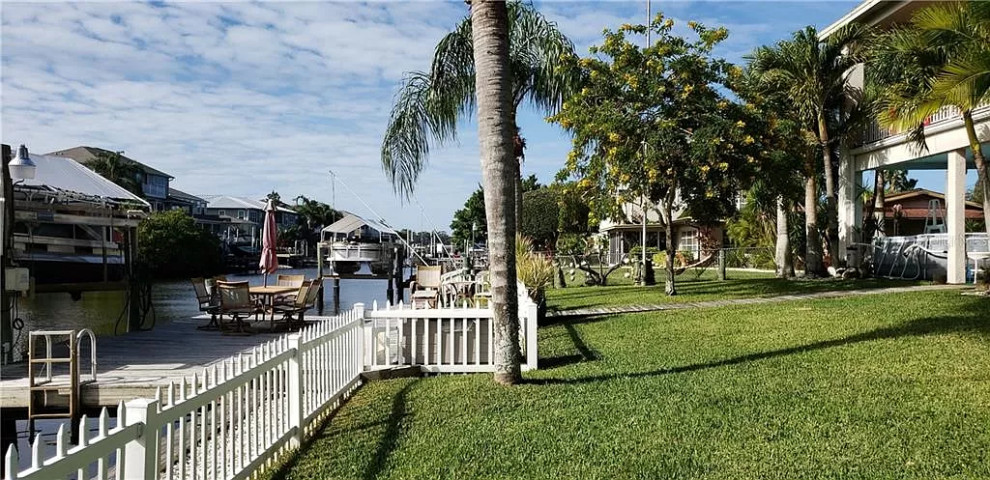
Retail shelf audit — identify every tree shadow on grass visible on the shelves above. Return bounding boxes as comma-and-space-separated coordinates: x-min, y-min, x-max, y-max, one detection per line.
547, 277, 921, 312
530, 300, 990, 386
540, 322, 599, 369
361, 379, 420, 480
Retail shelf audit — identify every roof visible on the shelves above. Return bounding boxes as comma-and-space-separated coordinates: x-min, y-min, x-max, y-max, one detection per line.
167, 188, 206, 204
201, 195, 296, 213
18, 154, 149, 206
322, 213, 395, 235
882, 188, 983, 210
819, 0, 925, 39
47, 146, 173, 179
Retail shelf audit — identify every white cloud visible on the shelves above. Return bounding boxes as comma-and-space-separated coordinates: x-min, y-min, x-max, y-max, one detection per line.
1, 0, 865, 230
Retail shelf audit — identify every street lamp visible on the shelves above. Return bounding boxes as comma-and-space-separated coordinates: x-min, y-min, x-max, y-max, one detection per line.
9, 145, 37, 181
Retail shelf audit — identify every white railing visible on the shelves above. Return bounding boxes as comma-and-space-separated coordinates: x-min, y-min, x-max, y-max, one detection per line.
365, 283, 539, 373
859, 102, 989, 146
4, 290, 540, 480
4, 311, 364, 480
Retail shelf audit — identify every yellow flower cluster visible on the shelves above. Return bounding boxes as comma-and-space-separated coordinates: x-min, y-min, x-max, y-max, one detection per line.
608, 132, 622, 142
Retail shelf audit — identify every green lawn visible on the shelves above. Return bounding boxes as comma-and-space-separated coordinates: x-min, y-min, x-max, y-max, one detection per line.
271, 290, 990, 480
548, 269, 925, 311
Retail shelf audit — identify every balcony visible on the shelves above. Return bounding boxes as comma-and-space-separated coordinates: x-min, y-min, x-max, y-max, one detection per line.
856, 102, 990, 149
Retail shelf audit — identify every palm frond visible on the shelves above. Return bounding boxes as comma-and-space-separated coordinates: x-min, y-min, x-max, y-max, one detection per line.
379, 1, 578, 196
381, 72, 454, 199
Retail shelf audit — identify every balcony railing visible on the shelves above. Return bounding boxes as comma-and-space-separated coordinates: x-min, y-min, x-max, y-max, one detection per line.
857, 102, 989, 147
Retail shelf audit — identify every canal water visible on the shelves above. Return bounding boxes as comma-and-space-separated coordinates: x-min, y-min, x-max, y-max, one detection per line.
3, 267, 403, 468
9, 267, 401, 361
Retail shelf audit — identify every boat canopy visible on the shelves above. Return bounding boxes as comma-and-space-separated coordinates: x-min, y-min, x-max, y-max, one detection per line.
321, 214, 397, 242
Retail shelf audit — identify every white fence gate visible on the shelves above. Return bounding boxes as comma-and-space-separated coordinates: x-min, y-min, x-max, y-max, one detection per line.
4, 291, 539, 480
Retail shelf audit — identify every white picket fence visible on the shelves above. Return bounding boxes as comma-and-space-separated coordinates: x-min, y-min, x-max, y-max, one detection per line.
3, 291, 539, 480
364, 287, 539, 373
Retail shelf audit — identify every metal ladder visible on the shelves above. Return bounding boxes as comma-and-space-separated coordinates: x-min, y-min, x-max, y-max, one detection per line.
27, 329, 97, 435
924, 199, 946, 233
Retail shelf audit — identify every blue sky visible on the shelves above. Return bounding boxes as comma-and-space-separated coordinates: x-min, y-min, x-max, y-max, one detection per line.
2, 0, 969, 231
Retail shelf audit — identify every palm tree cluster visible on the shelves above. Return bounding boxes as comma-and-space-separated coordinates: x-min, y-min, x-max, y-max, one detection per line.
746, 24, 868, 277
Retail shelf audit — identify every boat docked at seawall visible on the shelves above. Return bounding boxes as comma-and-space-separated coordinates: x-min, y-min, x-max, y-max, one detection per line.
319, 213, 399, 275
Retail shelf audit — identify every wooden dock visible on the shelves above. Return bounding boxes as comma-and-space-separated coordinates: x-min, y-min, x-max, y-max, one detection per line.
0, 315, 296, 412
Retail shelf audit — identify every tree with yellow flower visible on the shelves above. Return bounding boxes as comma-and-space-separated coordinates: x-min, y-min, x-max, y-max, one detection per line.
550, 14, 762, 296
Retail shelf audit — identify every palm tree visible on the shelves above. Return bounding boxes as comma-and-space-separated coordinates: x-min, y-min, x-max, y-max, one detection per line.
748, 24, 868, 272
870, 1, 990, 234
87, 150, 142, 195
470, 0, 522, 385
381, 1, 577, 230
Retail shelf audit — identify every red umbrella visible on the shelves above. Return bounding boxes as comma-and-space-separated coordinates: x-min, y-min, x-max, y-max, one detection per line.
259, 199, 279, 285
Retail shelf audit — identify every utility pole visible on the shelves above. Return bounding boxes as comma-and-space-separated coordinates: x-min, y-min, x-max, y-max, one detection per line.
1, 145, 13, 364
640, 0, 651, 286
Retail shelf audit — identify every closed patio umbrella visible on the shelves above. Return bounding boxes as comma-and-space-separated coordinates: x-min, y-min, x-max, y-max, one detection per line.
260, 199, 279, 286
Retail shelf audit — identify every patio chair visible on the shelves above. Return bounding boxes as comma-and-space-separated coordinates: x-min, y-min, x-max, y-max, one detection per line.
275, 274, 306, 302
272, 279, 313, 330
191, 277, 222, 331
216, 281, 260, 335
410, 265, 442, 308
472, 271, 492, 308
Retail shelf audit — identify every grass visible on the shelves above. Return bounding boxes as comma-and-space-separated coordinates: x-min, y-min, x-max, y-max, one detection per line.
547, 268, 925, 311
270, 290, 990, 480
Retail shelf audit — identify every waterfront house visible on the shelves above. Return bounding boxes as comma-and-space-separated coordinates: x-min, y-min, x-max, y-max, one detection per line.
47, 146, 180, 212
823, 0, 990, 283
201, 195, 298, 247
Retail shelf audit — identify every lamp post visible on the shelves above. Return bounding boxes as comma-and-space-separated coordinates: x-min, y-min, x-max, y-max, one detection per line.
2, 144, 37, 366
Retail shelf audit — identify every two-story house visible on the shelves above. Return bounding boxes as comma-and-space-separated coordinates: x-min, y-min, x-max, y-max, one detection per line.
599, 196, 730, 265
48, 146, 174, 211
823, 0, 989, 284
201, 195, 298, 247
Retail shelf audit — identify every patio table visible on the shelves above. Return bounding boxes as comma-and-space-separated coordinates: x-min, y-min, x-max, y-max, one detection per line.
250, 285, 299, 323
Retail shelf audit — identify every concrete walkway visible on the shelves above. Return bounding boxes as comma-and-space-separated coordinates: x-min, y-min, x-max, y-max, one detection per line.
548, 284, 967, 319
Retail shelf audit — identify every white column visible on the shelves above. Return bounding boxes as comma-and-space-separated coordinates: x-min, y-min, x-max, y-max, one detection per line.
837, 151, 862, 264
946, 148, 967, 284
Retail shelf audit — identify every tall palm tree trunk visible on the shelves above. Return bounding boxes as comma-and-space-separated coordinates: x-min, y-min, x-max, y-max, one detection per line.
963, 112, 990, 237
775, 196, 794, 278
818, 114, 839, 269
471, 0, 521, 385
515, 158, 523, 233
804, 163, 825, 277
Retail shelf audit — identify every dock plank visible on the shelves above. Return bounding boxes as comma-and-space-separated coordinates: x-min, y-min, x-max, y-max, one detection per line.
0, 317, 311, 409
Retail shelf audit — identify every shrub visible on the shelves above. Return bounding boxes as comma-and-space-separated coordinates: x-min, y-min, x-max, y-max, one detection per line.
516, 234, 555, 303
138, 210, 222, 279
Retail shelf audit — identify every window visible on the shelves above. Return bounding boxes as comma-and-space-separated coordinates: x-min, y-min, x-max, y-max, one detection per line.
238, 210, 247, 220
678, 228, 698, 256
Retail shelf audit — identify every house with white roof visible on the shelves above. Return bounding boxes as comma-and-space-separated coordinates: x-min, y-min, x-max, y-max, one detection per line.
201, 195, 298, 246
